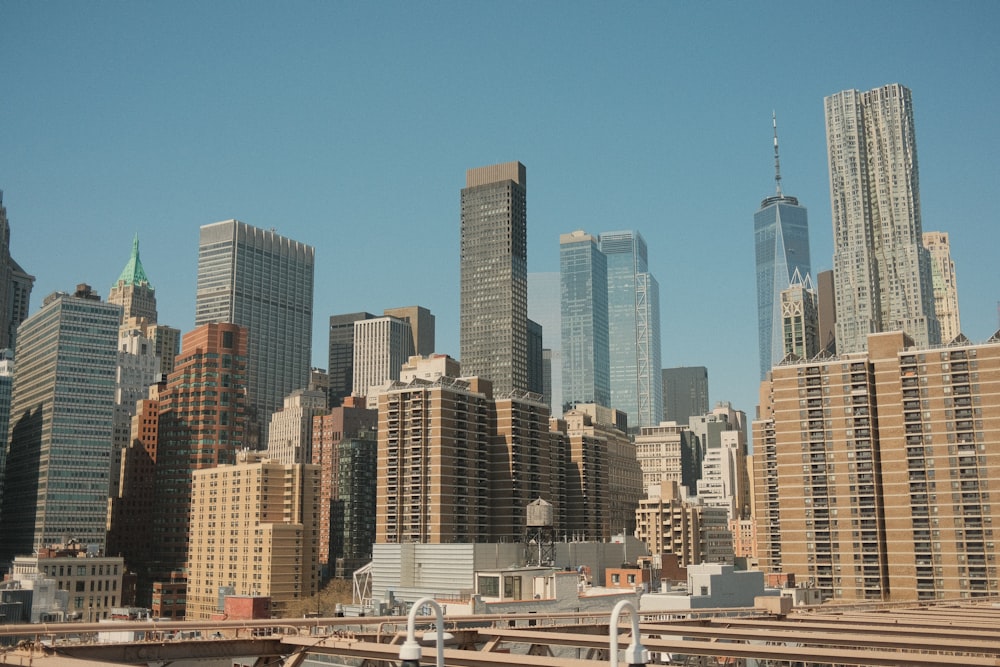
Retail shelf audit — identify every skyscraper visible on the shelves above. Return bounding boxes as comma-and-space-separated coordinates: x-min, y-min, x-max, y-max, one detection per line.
779, 269, 820, 363
352, 315, 414, 399
382, 306, 435, 357
922, 231, 962, 343
0, 286, 120, 563
559, 231, 609, 411
0, 191, 35, 351
328, 312, 376, 407
599, 230, 662, 430
195, 220, 315, 444
108, 235, 157, 324
755, 114, 812, 379
825, 83, 939, 353
460, 161, 528, 396
662, 366, 709, 426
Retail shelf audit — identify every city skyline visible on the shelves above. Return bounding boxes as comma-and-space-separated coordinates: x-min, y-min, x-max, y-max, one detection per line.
4, 3, 1000, 419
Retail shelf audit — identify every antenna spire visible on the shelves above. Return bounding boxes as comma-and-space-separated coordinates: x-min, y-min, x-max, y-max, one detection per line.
772, 111, 783, 197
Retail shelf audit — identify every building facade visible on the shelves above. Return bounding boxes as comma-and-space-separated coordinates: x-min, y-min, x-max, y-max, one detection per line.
352, 315, 414, 399
922, 231, 962, 343
108, 235, 157, 324
328, 312, 376, 407
460, 161, 529, 396
559, 231, 610, 411
825, 84, 939, 353
186, 451, 320, 619
599, 230, 662, 430
311, 397, 377, 575
779, 270, 820, 364
754, 331, 1000, 602
0, 191, 34, 352
266, 388, 328, 464
377, 376, 495, 544
107, 323, 248, 607
754, 115, 811, 379
382, 306, 435, 357
0, 287, 120, 563
661, 366, 709, 426
195, 220, 314, 445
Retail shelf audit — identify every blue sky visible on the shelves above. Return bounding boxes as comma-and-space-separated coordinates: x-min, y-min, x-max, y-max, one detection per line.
3, 2, 999, 421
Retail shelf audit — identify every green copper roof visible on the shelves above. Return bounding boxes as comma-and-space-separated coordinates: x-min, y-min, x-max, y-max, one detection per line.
114, 234, 152, 289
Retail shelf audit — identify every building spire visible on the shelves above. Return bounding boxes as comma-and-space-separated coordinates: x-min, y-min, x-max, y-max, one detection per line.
114, 233, 152, 289
773, 111, 783, 197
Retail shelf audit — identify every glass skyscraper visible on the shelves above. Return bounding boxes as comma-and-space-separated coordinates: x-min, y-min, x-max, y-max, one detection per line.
195, 220, 315, 445
460, 162, 528, 396
754, 114, 811, 379
825, 84, 939, 353
0, 287, 120, 562
560, 230, 609, 410
599, 230, 662, 430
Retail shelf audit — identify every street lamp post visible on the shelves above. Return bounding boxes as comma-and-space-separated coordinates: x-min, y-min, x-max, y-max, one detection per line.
398, 596, 445, 667
609, 599, 648, 667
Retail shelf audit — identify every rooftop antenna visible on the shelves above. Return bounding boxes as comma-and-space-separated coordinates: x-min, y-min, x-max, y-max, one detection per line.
772, 111, 783, 197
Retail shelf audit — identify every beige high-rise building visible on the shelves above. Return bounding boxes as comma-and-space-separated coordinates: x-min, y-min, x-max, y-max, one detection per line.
266, 388, 327, 464
922, 231, 962, 343
377, 375, 495, 544
754, 331, 1000, 602
556, 407, 643, 540
634, 482, 704, 567
186, 451, 320, 619
634, 422, 687, 493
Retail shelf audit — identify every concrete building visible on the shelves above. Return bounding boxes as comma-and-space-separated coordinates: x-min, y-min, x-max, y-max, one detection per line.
559, 230, 610, 411
382, 305, 435, 357
186, 451, 320, 620
639, 563, 775, 612
0, 286, 120, 564
377, 375, 495, 544
107, 323, 248, 607
328, 312, 376, 407
754, 331, 1000, 602
754, 113, 812, 380
817, 269, 837, 355
555, 407, 642, 540
634, 482, 704, 567
923, 231, 962, 343
352, 315, 414, 401
266, 388, 327, 464
492, 389, 558, 542
779, 269, 819, 364
9, 543, 124, 622
0, 349, 13, 527
825, 84, 939, 353
312, 397, 377, 575
0, 191, 34, 352
460, 161, 529, 396
634, 421, 700, 495
366, 539, 647, 613
661, 366, 709, 426
108, 235, 157, 324
195, 220, 314, 446
600, 230, 662, 430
